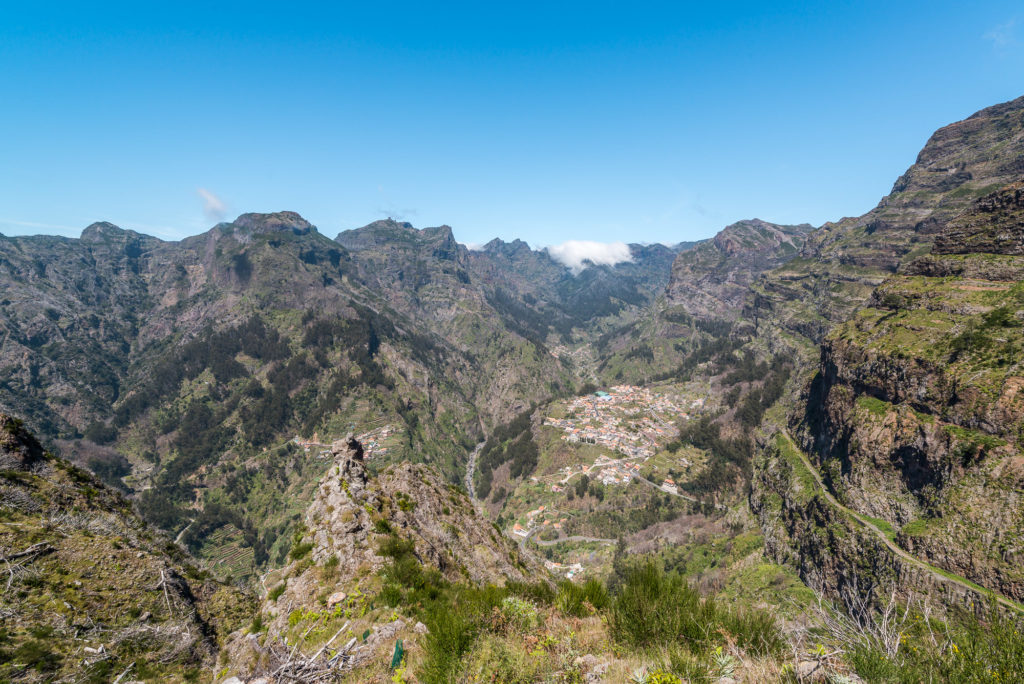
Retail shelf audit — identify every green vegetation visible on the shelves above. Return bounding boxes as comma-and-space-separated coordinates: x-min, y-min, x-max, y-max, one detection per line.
372, 526, 785, 681
849, 606, 1024, 683
474, 408, 539, 500
857, 395, 891, 418
608, 562, 783, 657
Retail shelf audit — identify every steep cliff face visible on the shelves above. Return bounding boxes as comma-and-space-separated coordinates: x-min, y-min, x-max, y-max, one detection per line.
666, 219, 813, 319
768, 184, 1024, 606
750, 434, 998, 618
752, 95, 1024, 342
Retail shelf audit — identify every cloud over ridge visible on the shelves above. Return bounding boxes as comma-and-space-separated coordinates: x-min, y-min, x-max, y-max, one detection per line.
546, 240, 633, 274
197, 188, 227, 223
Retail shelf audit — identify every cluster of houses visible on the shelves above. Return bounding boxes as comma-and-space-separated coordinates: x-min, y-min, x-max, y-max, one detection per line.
543, 385, 693, 459
354, 424, 395, 459
511, 504, 568, 538
544, 559, 584, 579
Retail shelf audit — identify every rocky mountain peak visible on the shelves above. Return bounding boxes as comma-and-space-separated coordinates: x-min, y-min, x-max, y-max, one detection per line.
80, 221, 129, 242
666, 218, 812, 317
711, 218, 812, 256
336, 219, 456, 252
230, 211, 315, 236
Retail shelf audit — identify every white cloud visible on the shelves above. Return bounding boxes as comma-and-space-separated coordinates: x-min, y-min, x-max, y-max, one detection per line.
984, 18, 1017, 48
546, 240, 633, 274
197, 188, 227, 222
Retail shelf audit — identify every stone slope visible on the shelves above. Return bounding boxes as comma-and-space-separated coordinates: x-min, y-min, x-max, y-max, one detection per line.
666, 218, 813, 320
0, 413, 252, 681
753, 94, 1024, 341
758, 183, 1024, 610
228, 436, 538, 677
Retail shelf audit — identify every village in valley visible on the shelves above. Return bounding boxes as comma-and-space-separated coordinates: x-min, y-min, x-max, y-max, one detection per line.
544, 385, 701, 458
542, 385, 701, 492
500, 383, 712, 578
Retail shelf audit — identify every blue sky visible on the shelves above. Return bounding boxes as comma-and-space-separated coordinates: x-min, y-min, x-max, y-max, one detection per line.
1, 2, 1022, 248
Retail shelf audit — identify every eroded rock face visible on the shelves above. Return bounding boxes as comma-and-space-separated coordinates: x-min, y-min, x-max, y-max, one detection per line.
665, 219, 813, 320
263, 437, 539, 636
0, 413, 46, 471
303, 437, 535, 586
933, 182, 1024, 256
758, 184, 1024, 606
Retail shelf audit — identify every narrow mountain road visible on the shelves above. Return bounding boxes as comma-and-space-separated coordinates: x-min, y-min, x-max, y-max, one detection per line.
533, 534, 615, 547
780, 431, 1024, 615
632, 473, 729, 511
173, 518, 195, 545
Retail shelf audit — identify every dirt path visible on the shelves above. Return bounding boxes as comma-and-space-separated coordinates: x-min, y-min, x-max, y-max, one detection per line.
781, 432, 1024, 614
633, 473, 729, 511
533, 534, 616, 547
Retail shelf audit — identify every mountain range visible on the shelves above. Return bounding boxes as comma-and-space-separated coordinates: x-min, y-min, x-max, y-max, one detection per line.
1, 94, 1023, 682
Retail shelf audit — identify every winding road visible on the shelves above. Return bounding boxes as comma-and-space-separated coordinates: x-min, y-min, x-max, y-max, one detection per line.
780, 431, 1024, 615
632, 472, 729, 511
533, 534, 616, 547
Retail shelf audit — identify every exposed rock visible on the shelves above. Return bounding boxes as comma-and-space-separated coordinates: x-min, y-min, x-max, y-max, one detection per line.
0, 414, 46, 471
260, 438, 539, 639
666, 219, 813, 320
326, 590, 347, 609
933, 182, 1024, 255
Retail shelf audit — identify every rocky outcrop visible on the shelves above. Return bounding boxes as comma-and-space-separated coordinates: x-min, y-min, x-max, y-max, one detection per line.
666, 219, 813, 320
0, 413, 46, 470
753, 95, 1024, 340
0, 414, 252, 680
321, 437, 533, 581
265, 437, 537, 626
760, 183, 1024, 607
933, 182, 1024, 255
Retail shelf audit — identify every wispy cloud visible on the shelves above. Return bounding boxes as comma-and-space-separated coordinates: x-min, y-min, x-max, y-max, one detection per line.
984, 18, 1018, 48
197, 188, 227, 223
546, 240, 633, 274
0, 218, 82, 236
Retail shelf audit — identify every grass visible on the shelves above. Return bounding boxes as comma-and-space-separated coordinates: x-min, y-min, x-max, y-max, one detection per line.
849, 604, 1024, 683
857, 396, 891, 418
860, 513, 898, 542
774, 434, 817, 494
608, 562, 783, 658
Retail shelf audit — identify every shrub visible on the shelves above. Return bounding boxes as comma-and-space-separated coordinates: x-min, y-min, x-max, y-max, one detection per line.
608, 563, 781, 657
499, 596, 540, 631
506, 580, 555, 605
13, 639, 60, 672
289, 541, 314, 561
848, 605, 1024, 683
268, 582, 286, 602
555, 578, 609, 618
419, 607, 477, 684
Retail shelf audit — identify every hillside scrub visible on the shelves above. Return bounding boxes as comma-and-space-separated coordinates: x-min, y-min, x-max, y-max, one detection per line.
847, 605, 1024, 683
609, 562, 783, 657
372, 530, 785, 681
